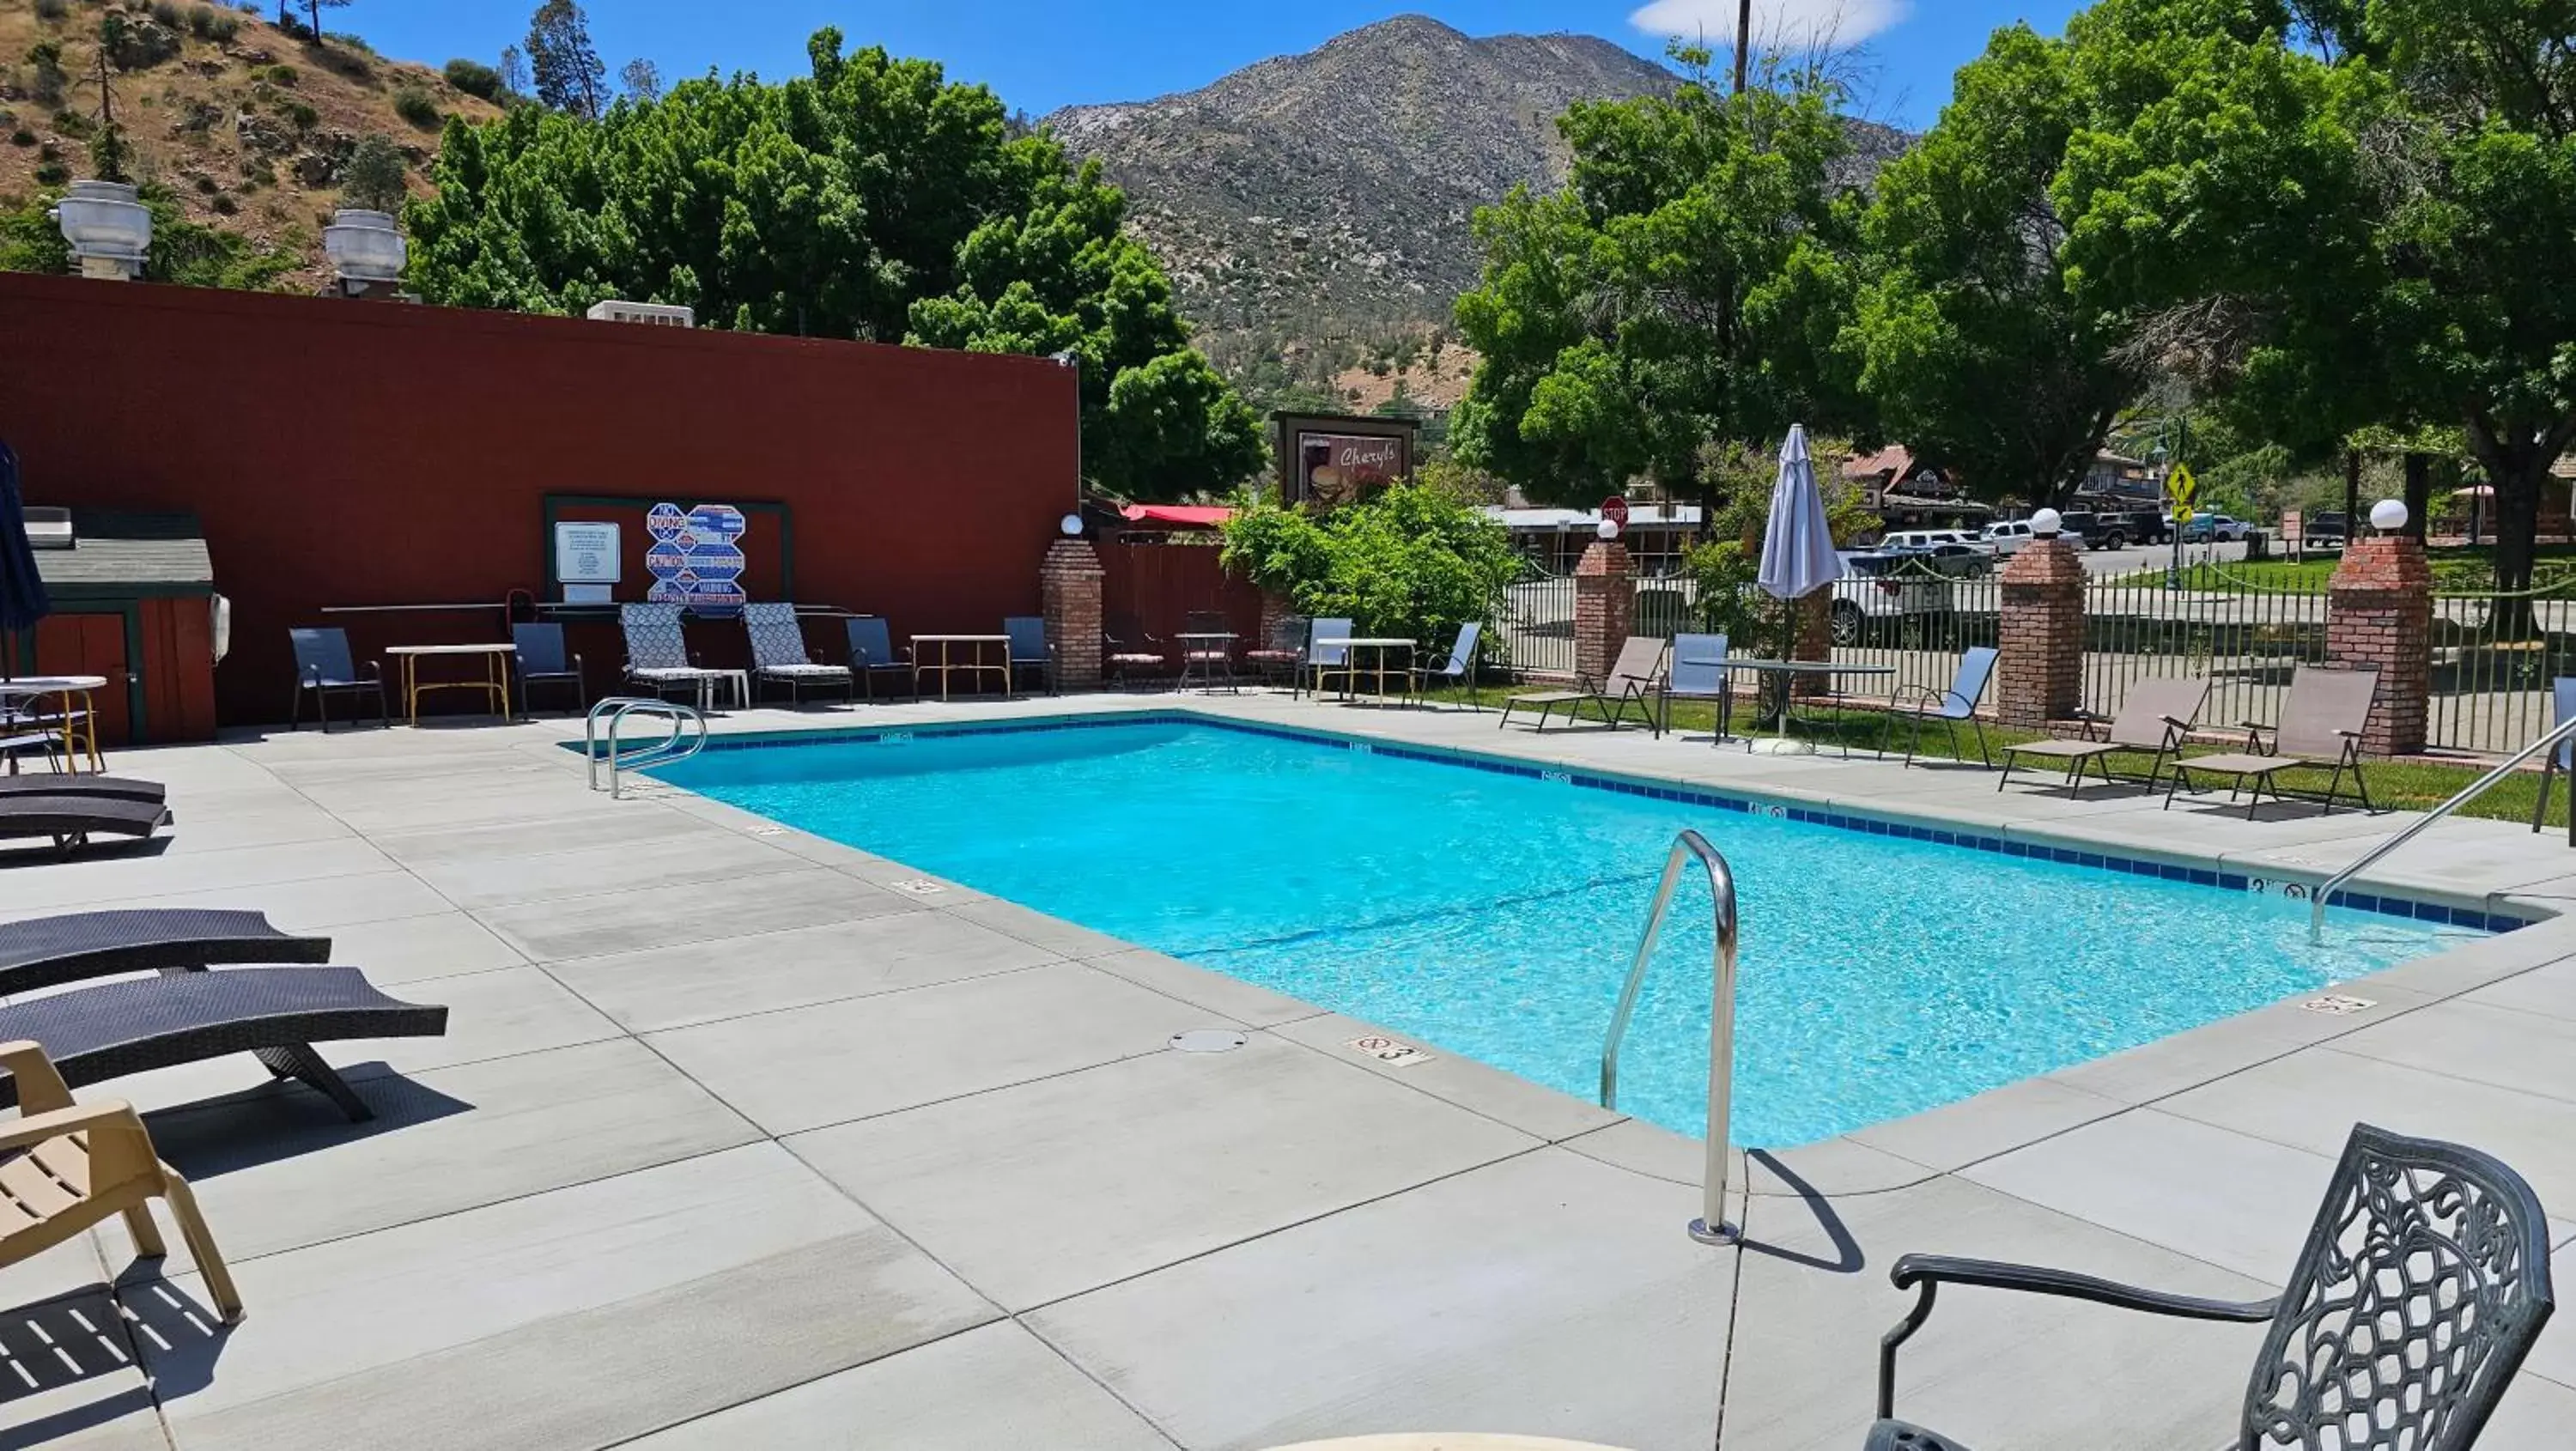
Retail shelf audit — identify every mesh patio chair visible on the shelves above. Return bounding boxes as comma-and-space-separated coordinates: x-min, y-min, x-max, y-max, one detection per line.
509, 622, 585, 717
0, 1040, 243, 1323
1996, 675, 2208, 796
1303, 617, 1356, 699
288, 628, 387, 732
1245, 614, 1309, 690
1500, 636, 1667, 734
742, 603, 854, 707
1103, 613, 1167, 689
1656, 632, 1730, 741
2530, 677, 2576, 847
619, 604, 724, 706
1868, 1122, 2553, 1451
843, 617, 913, 701
1411, 622, 1485, 709
2164, 665, 2379, 818
1003, 616, 1055, 696
1880, 646, 1998, 768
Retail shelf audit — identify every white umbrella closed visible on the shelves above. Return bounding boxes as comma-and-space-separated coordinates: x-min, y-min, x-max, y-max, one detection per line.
1758, 424, 1844, 601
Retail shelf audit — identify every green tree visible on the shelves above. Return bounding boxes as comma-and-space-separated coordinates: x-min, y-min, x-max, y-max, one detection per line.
339, 131, 407, 214
1218, 483, 1517, 645
0, 185, 300, 288
1449, 49, 1865, 510
618, 57, 659, 104
409, 27, 1262, 499
1849, 24, 2144, 508
524, 0, 605, 119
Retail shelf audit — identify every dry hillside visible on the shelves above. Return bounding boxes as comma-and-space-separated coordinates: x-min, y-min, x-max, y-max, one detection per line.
0, 0, 499, 288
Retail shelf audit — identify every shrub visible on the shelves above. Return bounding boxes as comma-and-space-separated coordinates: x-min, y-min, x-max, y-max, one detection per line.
147, 0, 186, 30
26, 42, 67, 106
441, 58, 501, 101
32, 0, 68, 21
6, 131, 33, 148
1218, 483, 1518, 647
210, 192, 238, 215
33, 161, 70, 185
52, 108, 92, 138
191, 173, 219, 193
265, 64, 297, 87
311, 43, 370, 81
392, 87, 438, 129
188, 7, 240, 42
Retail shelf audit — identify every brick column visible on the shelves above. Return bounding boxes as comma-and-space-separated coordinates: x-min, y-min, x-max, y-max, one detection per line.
1041, 537, 1105, 690
1787, 591, 1834, 699
2326, 534, 2432, 756
1572, 538, 1634, 683
1997, 536, 2086, 728
1257, 590, 1296, 651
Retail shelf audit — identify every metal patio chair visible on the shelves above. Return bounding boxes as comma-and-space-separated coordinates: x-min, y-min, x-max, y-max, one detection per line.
743, 603, 854, 707
2164, 665, 2379, 818
1656, 632, 1730, 740
619, 604, 724, 707
1996, 675, 2208, 796
1245, 613, 1309, 690
288, 627, 387, 732
1103, 613, 1167, 689
843, 617, 914, 700
1003, 616, 1055, 696
1880, 646, 1998, 768
1180, 610, 1239, 692
1868, 1122, 2553, 1451
2531, 677, 2576, 847
1411, 621, 1485, 709
1500, 636, 1667, 734
509, 622, 586, 717
1303, 617, 1357, 699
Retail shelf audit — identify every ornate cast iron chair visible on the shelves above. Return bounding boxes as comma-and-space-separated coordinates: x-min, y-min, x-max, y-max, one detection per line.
1869, 1123, 2554, 1450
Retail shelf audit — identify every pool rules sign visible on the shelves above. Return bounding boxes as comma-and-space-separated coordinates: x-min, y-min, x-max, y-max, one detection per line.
643, 501, 751, 617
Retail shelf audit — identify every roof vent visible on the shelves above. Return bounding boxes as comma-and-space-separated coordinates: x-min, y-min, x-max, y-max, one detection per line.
24, 507, 71, 550
585, 300, 694, 328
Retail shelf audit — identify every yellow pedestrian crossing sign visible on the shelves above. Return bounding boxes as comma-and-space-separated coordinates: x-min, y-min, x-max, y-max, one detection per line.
2165, 464, 2197, 525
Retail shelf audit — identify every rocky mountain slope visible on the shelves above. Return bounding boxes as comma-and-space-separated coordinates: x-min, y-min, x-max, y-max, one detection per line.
0, 0, 501, 288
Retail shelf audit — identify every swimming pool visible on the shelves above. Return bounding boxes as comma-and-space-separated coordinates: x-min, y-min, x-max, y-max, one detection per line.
653, 717, 2496, 1145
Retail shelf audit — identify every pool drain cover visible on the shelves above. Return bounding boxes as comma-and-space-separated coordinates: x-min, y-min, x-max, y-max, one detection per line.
1170, 1029, 1248, 1053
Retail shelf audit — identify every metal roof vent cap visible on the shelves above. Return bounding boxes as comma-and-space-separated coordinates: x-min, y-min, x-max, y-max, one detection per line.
52, 180, 150, 280
324, 209, 406, 288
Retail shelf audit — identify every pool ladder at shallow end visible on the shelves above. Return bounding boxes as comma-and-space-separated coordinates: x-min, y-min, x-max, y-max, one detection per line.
1599, 829, 1741, 1246
584, 697, 709, 798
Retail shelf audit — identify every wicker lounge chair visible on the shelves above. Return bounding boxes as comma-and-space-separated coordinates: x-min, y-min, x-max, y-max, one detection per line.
1868, 1123, 2551, 1451
0, 793, 173, 857
288, 627, 387, 732
2164, 665, 2379, 818
843, 617, 914, 700
1881, 646, 1999, 768
0, 1040, 242, 1322
0, 967, 447, 1122
620, 603, 726, 706
0, 774, 163, 802
510, 622, 586, 716
1411, 622, 1485, 708
1500, 636, 1668, 734
1995, 676, 2207, 795
1103, 613, 1167, 688
2532, 677, 2575, 847
1003, 616, 1056, 696
743, 603, 854, 707
0, 908, 330, 997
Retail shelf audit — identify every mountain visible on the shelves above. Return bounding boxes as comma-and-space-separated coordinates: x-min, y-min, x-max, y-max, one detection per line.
0, 0, 502, 289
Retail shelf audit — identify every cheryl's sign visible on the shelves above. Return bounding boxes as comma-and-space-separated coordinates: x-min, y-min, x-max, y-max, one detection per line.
1279, 414, 1416, 507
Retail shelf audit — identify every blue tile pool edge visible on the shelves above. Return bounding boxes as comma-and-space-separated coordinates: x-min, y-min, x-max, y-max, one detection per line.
586, 710, 2544, 937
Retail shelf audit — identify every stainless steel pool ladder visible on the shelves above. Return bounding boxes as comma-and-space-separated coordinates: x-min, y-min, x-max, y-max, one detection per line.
1599, 829, 1741, 1246
585, 697, 708, 798
2307, 712, 2576, 944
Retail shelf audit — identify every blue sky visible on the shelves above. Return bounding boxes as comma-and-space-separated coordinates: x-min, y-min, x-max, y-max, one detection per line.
348, 2, 2082, 131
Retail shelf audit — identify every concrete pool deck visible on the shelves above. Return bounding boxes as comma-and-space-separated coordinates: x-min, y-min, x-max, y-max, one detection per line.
3, 689, 2574, 1450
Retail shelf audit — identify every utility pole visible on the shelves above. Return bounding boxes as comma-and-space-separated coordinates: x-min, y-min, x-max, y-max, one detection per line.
1733, 0, 1751, 94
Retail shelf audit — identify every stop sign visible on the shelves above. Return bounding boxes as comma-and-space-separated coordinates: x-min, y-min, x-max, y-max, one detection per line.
1601, 495, 1631, 530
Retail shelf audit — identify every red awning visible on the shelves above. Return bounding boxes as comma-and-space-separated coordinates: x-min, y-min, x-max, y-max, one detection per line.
1120, 504, 1236, 527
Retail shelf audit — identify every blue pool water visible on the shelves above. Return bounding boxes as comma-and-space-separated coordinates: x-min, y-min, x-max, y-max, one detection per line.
654, 720, 2487, 1145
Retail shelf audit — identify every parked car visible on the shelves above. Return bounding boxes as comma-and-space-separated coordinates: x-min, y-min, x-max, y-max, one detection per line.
1978, 518, 2087, 556
1882, 529, 1990, 556
2057, 510, 2159, 550
1830, 550, 1955, 644
1884, 542, 1992, 578
2178, 513, 2251, 543
2302, 511, 2349, 546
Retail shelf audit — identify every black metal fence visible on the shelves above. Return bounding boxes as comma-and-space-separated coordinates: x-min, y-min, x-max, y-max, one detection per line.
2079, 574, 2330, 735
2428, 582, 2576, 755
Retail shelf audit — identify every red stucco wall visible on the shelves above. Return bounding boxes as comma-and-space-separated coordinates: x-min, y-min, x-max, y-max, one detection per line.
0, 272, 1078, 729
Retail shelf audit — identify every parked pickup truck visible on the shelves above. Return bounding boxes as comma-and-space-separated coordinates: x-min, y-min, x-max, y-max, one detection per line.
2057, 510, 2165, 550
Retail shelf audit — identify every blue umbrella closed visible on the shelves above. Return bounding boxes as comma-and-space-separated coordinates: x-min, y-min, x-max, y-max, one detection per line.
0, 442, 53, 677
1756, 424, 1844, 601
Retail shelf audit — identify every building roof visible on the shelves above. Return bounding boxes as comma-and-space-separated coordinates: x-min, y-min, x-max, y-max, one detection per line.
1487, 505, 1703, 531
1843, 445, 1916, 479
34, 511, 213, 592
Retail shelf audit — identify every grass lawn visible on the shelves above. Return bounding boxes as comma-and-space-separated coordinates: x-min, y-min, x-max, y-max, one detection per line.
2122, 543, 2576, 593
1432, 683, 2570, 830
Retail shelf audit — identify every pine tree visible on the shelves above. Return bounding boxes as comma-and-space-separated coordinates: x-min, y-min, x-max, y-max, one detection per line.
525, 0, 605, 119
618, 57, 659, 104
498, 45, 529, 101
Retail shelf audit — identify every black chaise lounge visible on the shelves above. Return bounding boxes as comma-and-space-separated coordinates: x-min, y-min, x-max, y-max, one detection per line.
0, 908, 331, 997
0, 968, 447, 1122
1868, 1122, 2552, 1450
0, 794, 172, 855
0, 774, 166, 803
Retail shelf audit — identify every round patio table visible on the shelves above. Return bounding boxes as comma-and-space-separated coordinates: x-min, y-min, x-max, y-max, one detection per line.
1704, 659, 1895, 750
1315, 637, 1417, 704
1175, 631, 1239, 694
0, 675, 109, 772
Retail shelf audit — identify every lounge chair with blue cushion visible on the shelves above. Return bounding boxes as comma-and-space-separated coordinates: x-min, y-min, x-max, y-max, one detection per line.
509, 622, 585, 717
1656, 632, 1730, 740
843, 617, 913, 700
288, 628, 387, 732
1881, 646, 1999, 767
1410, 621, 1485, 708
620, 604, 724, 707
743, 603, 853, 707
1003, 616, 1055, 696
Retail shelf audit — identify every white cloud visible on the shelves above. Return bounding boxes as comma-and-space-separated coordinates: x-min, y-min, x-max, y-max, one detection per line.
1628, 0, 1910, 48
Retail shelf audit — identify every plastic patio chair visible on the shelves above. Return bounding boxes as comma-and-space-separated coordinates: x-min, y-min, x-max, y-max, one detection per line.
2163, 665, 2379, 818
1003, 616, 1055, 696
843, 617, 914, 701
509, 622, 585, 717
1410, 622, 1485, 709
1880, 646, 1998, 768
2531, 677, 2576, 847
1868, 1122, 2553, 1451
288, 627, 387, 732
1656, 632, 1730, 740
0, 1039, 243, 1323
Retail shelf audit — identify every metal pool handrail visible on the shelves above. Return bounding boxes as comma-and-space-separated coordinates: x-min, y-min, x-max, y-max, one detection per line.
584, 696, 708, 798
1599, 829, 1741, 1246
2308, 713, 2576, 944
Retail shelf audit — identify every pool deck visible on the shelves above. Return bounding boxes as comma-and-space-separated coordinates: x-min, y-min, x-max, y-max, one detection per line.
7, 689, 2576, 1451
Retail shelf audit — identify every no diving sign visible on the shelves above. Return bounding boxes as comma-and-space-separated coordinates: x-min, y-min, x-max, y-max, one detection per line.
1346, 1033, 1434, 1069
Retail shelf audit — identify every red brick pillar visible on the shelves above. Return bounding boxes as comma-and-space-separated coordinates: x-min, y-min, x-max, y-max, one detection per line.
1257, 590, 1296, 651
1787, 592, 1834, 699
2327, 533, 2432, 756
1042, 537, 1105, 690
1997, 536, 2086, 728
1573, 538, 1634, 683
